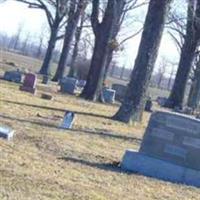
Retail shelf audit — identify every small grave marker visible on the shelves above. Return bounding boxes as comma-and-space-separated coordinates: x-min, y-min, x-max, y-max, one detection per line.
60, 111, 75, 129
103, 88, 116, 104
60, 77, 77, 94
0, 125, 14, 140
20, 73, 37, 94
112, 84, 126, 102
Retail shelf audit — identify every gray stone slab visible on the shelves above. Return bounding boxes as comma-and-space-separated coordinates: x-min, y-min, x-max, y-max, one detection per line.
140, 111, 200, 170
60, 77, 77, 94
0, 126, 14, 140
121, 150, 200, 187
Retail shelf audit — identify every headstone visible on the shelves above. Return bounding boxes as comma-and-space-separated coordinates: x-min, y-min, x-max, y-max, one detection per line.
112, 84, 126, 102
77, 80, 86, 89
0, 125, 14, 140
103, 88, 116, 104
145, 98, 153, 112
156, 96, 168, 107
60, 77, 77, 94
20, 73, 37, 94
121, 111, 200, 187
3, 70, 22, 83
60, 111, 75, 129
42, 75, 49, 84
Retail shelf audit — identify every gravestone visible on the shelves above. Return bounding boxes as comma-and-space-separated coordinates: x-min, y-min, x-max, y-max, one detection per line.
121, 111, 200, 187
156, 96, 168, 107
20, 73, 37, 94
0, 125, 14, 140
3, 70, 22, 83
41, 93, 53, 100
60, 111, 75, 129
42, 75, 49, 84
112, 84, 126, 102
103, 88, 116, 104
77, 80, 86, 88
60, 77, 77, 94
145, 98, 153, 112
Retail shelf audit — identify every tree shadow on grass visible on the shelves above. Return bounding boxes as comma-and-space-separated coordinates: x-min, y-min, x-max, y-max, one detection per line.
1, 99, 110, 119
58, 156, 126, 174
0, 114, 142, 143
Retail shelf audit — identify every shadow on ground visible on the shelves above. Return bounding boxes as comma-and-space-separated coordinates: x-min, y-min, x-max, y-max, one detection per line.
1, 99, 110, 119
0, 114, 142, 143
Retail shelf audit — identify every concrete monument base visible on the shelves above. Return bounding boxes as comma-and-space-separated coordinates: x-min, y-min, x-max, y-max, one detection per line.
121, 149, 200, 187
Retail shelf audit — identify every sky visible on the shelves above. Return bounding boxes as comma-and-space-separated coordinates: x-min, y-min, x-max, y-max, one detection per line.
0, 0, 184, 75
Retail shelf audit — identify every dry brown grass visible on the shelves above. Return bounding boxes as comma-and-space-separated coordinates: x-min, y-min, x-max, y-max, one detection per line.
0, 78, 200, 200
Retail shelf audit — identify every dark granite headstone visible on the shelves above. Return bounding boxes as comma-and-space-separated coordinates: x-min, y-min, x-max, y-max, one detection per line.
60, 77, 77, 94
121, 111, 200, 187
42, 75, 49, 84
112, 84, 126, 102
3, 70, 22, 83
20, 73, 37, 94
145, 98, 153, 112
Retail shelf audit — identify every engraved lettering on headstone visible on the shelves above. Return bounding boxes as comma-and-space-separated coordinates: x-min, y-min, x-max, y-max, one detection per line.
183, 137, 200, 149
166, 116, 199, 134
164, 144, 187, 159
150, 128, 174, 141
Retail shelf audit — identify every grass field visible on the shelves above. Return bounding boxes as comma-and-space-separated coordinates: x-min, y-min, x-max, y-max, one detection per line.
0, 73, 200, 199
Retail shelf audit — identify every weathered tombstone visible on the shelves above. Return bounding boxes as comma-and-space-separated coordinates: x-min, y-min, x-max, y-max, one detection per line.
3, 70, 22, 83
121, 111, 200, 187
145, 98, 153, 112
103, 88, 116, 104
20, 73, 37, 94
60, 111, 75, 129
60, 77, 77, 95
112, 84, 126, 102
0, 125, 14, 140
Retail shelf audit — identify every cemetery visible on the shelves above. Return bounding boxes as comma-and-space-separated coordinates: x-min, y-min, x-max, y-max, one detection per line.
1, 0, 200, 199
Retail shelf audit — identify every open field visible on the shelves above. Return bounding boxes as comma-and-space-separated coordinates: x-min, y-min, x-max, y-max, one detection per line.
0, 74, 200, 199
0, 50, 170, 100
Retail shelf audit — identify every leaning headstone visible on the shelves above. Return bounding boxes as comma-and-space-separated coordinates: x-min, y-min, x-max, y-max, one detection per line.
103, 88, 116, 104
3, 70, 22, 83
121, 111, 200, 187
60, 77, 77, 95
20, 73, 37, 94
0, 125, 14, 140
112, 84, 126, 102
60, 111, 75, 129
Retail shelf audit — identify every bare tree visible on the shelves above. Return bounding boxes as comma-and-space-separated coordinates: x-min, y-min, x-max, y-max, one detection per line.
16, 0, 69, 75
165, 0, 200, 108
80, 0, 127, 101
52, 0, 87, 81
113, 0, 172, 123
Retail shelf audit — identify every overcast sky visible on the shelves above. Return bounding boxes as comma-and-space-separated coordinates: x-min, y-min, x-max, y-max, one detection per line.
0, 0, 185, 75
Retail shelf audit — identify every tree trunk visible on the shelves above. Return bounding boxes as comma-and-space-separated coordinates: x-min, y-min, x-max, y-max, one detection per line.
188, 61, 200, 109
80, 32, 110, 100
165, 0, 200, 108
52, 0, 84, 82
39, 23, 59, 75
68, 13, 85, 78
113, 0, 172, 123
